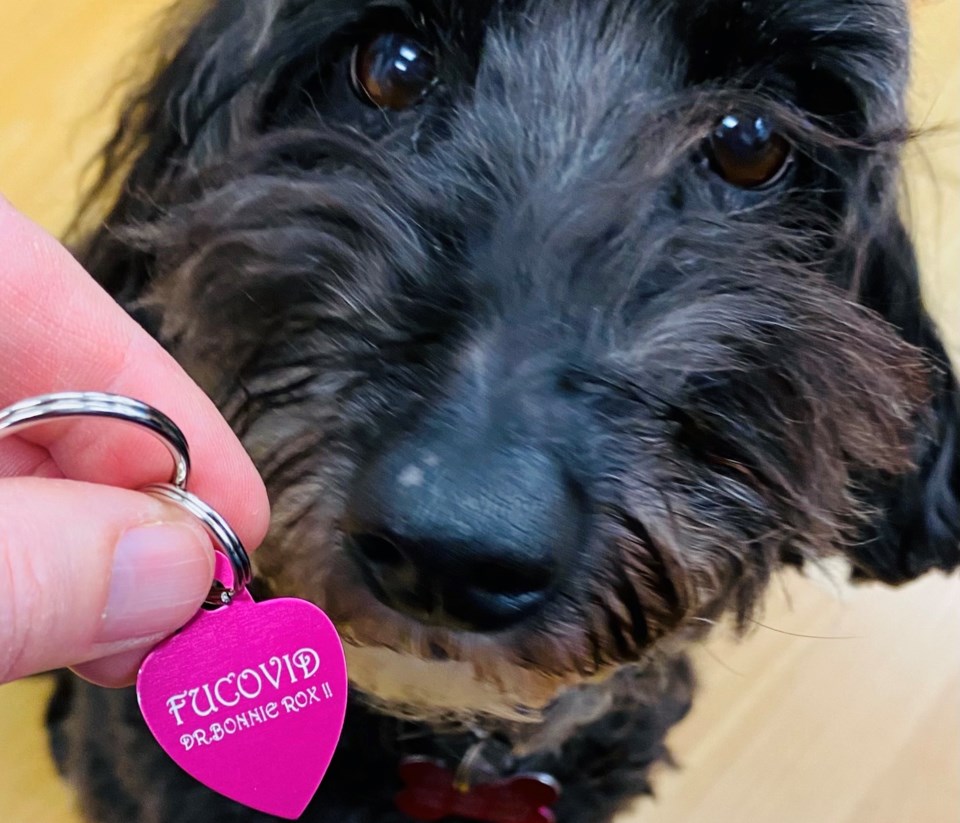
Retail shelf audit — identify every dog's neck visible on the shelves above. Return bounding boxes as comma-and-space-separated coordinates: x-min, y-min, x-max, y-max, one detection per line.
344, 693, 538, 779
345, 660, 662, 771
322, 656, 691, 823
369, 712, 524, 786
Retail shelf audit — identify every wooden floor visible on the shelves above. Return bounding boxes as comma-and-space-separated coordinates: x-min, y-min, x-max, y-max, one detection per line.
0, 2, 957, 822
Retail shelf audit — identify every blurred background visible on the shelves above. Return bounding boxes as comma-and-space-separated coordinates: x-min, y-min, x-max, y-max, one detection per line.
0, 2, 957, 822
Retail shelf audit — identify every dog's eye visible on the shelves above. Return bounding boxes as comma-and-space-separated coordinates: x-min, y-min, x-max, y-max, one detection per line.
707, 115, 792, 189
350, 32, 436, 110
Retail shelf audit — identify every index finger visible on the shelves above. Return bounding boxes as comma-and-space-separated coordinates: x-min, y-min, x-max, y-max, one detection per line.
0, 199, 270, 550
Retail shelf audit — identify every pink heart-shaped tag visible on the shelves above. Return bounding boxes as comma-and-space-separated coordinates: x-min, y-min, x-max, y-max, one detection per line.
137, 560, 347, 820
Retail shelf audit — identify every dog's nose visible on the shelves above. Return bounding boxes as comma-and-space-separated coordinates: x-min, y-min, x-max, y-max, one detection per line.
343, 432, 584, 631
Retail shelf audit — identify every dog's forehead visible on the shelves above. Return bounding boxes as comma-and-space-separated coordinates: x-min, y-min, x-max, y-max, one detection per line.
406, 0, 909, 93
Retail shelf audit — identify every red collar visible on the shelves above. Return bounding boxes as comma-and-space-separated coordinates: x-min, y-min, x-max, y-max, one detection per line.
396, 756, 561, 823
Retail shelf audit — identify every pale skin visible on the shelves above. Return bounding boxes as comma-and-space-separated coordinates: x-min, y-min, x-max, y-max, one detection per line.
0, 197, 270, 688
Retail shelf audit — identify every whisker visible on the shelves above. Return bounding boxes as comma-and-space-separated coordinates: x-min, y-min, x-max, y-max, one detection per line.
696, 641, 744, 677
746, 618, 859, 641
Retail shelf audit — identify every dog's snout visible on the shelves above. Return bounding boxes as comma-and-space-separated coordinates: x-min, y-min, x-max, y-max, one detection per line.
344, 430, 584, 631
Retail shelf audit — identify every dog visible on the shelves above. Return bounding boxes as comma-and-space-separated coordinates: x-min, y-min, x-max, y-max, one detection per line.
47, 1, 959, 821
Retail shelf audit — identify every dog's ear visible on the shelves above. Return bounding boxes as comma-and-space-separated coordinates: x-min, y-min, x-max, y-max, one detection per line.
76, 2, 251, 301
75, 1, 344, 303
847, 215, 960, 583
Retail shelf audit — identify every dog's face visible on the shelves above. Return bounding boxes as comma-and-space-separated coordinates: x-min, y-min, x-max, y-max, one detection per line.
87, 0, 959, 722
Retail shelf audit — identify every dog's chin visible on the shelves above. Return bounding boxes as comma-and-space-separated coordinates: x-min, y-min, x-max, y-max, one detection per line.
318, 578, 614, 725
344, 644, 563, 725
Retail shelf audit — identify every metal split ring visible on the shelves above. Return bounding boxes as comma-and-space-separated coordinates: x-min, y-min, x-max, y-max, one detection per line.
141, 483, 252, 604
0, 392, 191, 488
0, 391, 251, 602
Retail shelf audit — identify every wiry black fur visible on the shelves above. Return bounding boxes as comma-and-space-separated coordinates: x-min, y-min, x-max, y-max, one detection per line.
51, 1, 958, 821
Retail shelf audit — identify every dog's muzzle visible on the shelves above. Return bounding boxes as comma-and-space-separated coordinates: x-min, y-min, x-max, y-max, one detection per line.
343, 419, 585, 632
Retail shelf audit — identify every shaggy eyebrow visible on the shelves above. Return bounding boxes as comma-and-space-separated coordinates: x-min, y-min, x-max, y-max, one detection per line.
679, 1, 900, 123
675, 0, 899, 75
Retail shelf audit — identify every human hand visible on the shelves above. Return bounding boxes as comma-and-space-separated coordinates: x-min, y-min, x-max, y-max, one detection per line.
0, 198, 270, 688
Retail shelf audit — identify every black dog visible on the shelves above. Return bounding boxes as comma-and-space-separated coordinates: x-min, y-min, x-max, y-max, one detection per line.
49, 1, 959, 821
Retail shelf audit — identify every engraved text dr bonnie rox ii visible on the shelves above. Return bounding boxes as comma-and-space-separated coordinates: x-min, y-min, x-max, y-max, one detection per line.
164, 648, 336, 750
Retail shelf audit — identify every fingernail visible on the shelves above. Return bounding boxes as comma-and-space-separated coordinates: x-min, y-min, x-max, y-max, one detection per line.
98, 523, 214, 644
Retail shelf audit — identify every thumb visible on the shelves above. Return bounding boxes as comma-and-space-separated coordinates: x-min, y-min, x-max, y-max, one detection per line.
0, 477, 215, 685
